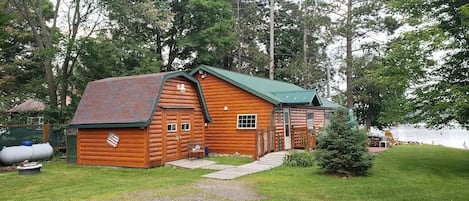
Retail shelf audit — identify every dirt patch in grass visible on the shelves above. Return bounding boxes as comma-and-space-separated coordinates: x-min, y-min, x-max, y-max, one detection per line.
0, 166, 16, 172
103, 179, 263, 201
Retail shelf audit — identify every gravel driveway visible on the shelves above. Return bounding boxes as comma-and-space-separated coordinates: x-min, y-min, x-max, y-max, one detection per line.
104, 179, 264, 201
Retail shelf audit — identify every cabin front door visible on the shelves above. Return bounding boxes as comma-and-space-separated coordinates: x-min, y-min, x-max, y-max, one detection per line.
163, 109, 194, 162
283, 109, 292, 149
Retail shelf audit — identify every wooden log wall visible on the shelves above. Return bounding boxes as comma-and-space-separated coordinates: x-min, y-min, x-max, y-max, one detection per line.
77, 128, 148, 168
148, 77, 205, 166
195, 73, 274, 156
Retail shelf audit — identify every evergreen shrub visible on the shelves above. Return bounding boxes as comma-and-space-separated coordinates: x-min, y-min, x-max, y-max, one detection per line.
315, 108, 373, 176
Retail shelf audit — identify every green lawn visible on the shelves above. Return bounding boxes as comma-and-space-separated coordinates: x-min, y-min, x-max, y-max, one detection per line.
242, 145, 469, 201
205, 155, 253, 166
1, 145, 468, 201
0, 161, 212, 201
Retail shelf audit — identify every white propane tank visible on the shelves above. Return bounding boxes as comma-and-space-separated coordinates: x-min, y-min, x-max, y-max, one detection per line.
0, 143, 53, 165
30, 143, 54, 161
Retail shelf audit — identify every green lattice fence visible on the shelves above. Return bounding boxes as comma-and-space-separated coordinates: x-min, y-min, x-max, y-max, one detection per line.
0, 124, 67, 149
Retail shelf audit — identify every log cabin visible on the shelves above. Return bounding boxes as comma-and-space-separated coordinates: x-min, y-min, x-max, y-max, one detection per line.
69, 71, 211, 168
190, 65, 342, 158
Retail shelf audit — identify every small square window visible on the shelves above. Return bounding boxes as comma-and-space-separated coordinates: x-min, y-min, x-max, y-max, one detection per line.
181, 123, 190, 131
237, 114, 257, 129
167, 124, 177, 132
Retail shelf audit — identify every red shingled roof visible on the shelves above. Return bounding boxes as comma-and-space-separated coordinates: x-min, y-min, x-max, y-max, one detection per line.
8, 99, 45, 112
70, 71, 211, 128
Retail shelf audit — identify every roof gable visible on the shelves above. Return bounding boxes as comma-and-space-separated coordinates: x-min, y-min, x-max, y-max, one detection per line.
191, 65, 323, 105
70, 71, 211, 128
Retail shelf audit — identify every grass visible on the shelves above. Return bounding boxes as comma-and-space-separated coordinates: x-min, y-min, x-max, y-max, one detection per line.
0, 161, 212, 201
205, 155, 253, 165
242, 145, 469, 201
1, 145, 468, 200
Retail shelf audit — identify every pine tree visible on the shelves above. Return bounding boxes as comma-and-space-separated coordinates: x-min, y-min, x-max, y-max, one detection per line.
315, 108, 373, 177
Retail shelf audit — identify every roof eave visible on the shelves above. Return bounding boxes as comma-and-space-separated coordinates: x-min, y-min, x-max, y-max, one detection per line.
69, 122, 147, 129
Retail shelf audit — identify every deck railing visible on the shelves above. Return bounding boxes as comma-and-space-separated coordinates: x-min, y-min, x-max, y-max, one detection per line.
291, 126, 316, 151
255, 129, 275, 158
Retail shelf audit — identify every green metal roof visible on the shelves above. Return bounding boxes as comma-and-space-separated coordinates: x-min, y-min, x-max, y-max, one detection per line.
271, 90, 322, 105
318, 97, 344, 110
191, 65, 322, 105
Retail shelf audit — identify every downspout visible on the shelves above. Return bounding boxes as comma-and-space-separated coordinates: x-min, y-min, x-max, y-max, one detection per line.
270, 104, 282, 151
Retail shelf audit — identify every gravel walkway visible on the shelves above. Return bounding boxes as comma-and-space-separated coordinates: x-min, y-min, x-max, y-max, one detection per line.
103, 179, 263, 201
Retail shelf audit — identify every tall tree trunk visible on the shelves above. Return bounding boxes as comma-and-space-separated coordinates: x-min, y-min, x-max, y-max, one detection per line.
303, 17, 308, 63
44, 58, 58, 108
269, 0, 275, 80
60, 0, 81, 109
236, 0, 241, 72
12, 0, 58, 108
346, 0, 353, 109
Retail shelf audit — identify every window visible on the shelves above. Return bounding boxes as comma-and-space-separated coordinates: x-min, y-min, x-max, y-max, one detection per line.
325, 112, 333, 126
167, 124, 177, 132
237, 114, 257, 129
181, 123, 190, 131
307, 111, 314, 129
27, 116, 43, 125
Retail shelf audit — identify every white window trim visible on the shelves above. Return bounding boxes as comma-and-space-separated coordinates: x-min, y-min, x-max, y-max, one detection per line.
27, 116, 44, 125
181, 123, 191, 131
237, 114, 257, 129
167, 123, 177, 132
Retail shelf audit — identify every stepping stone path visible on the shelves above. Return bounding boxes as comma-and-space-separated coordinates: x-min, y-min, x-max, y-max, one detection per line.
202, 151, 287, 180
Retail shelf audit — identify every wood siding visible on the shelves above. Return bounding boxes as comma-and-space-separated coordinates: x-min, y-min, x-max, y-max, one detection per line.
273, 107, 327, 150
274, 110, 285, 150
77, 128, 148, 168
77, 77, 206, 168
289, 108, 325, 128
195, 73, 274, 156
313, 109, 325, 130
148, 77, 205, 166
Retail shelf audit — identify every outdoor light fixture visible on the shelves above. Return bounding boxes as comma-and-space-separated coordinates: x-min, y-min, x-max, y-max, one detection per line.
177, 84, 186, 93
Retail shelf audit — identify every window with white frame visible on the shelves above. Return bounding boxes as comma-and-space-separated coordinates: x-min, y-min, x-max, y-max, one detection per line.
237, 114, 257, 129
167, 123, 177, 132
181, 123, 190, 131
27, 116, 43, 125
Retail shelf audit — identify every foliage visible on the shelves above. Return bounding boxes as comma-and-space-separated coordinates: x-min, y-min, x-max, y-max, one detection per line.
3, 0, 108, 124
387, 0, 469, 129
284, 151, 314, 167
230, 0, 270, 74
103, 0, 236, 72
353, 56, 387, 129
315, 108, 373, 176
252, 0, 332, 91
0, 1, 48, 123
74, 37, 161, 95
331, 0, 387, 108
